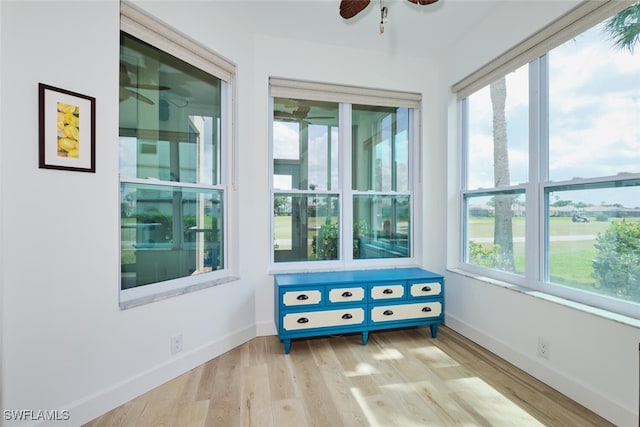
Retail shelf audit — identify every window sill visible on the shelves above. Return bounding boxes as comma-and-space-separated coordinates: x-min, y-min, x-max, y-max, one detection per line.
119, 275, 239, 310
446, 268, 640, 329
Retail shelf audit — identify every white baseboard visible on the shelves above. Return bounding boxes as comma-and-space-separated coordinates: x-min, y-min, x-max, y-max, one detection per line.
61, 325, 255, 427
444, 314, 637, 427
18, 318, 636, 427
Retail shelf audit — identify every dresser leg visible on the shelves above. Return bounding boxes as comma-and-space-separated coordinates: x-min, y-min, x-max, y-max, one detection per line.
430, 324, 439, 338
361, 331, 369, 345
283, 339, 291, 354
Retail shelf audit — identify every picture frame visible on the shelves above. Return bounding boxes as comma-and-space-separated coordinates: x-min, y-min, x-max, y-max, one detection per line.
39, 83, 96, 172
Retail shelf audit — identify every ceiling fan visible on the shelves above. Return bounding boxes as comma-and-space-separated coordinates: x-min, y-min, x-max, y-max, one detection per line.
119, 62, 171, 105
274, 100, 336, 121
340, 0, 439, 33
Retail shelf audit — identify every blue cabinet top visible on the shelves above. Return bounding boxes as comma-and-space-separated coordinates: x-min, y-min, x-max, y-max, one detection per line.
274, 267, 442, 286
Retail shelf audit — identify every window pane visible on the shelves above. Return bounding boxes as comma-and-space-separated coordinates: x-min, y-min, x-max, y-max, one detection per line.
352, 106, 409, 192
466, 65, 529, 190
121, 182, 223, 289
120, 33, 222, 185
353, 195, 410, 259
464, 192, 526, 274
273, 194, 340, 262
546, 180, 640, 303
548, 23, 640, 181
273, 99, 339, 191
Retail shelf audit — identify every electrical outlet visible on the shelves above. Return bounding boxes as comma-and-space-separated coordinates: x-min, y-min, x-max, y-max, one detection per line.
538, 337, 550, 359
171, 335, 183, 355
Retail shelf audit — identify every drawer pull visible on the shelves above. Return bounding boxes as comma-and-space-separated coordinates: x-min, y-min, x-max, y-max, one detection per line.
342, 313, 353, 320
422, 286, 432, 292
296, 294, 309, 301
383, 309, 394, 316
341, 291, 353, 297
383, 289, 394, 294
297, 317, 309, 324
422, 306, 432, 312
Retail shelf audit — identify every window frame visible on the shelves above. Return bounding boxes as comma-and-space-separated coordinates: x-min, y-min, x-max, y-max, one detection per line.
456, 0, 640, 320
269, 79, 422, 272
119, 4, 237, 308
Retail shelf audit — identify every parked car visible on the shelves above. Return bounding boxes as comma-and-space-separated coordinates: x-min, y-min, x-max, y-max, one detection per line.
572, 213, 589, 222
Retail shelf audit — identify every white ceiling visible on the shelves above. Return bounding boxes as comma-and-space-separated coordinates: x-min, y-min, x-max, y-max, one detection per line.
213, 0, 503, 58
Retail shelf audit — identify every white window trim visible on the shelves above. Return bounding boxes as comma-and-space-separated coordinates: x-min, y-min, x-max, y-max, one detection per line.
268, 78, 422, 273
119, 3, 238, 308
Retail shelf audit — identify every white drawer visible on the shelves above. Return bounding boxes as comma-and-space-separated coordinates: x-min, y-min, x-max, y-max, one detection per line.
282, 308, 365, 331
409, 282, 442, 298
370, 284, 404, 300
282, 290, 322, 306
328, 286, 365, 303
371, 302, 442, 323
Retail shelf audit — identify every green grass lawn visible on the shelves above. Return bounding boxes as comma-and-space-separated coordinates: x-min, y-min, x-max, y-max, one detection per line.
274, 213, 638, 298
467, 215, 615, 239
468, 215, 640, 292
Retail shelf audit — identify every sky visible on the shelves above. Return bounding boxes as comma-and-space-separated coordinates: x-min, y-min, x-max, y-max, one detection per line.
466, 21, 640, 208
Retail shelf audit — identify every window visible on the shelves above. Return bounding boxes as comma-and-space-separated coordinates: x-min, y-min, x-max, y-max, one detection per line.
270, 80, 420, 269
457, 1, 640, 319
272, 99, 340, 263
463, 64, 529, 277
119, 5, 235, 306
352, 105, 412, 260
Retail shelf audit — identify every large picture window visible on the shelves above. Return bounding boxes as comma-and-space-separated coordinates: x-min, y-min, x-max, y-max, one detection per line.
458, 1, 640, 319
119, 6, 234, 306
270, 80, 420, 269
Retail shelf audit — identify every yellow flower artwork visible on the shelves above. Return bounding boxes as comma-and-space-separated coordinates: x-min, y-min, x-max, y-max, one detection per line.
56, 102, 80, 158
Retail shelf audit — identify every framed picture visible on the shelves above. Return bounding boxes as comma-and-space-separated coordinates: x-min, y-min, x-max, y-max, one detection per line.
39, 83, 96, 172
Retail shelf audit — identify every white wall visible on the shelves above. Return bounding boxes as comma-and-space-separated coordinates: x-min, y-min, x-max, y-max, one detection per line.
443, 2, 640, 426
0, 1, 440, 426
0, 2, 257, 425
1, 1, 638, 426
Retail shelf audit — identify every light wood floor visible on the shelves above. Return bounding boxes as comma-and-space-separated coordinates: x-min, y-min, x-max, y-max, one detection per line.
85, 326, 613, 427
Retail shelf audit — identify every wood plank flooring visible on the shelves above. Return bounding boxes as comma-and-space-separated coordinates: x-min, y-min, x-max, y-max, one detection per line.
85, 326, 613, 426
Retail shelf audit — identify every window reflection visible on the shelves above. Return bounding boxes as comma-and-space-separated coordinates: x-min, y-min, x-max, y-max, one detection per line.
353, 195, 410, 259
272, 98, 340, 262
273, 194, 339, 262
352, 106, 409, 192
121, 183, 223, 288
119, 32, 224, 290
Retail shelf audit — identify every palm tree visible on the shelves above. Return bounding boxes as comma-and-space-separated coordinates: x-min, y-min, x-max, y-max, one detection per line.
604, 2, 640, 53
490, 77, 515, 272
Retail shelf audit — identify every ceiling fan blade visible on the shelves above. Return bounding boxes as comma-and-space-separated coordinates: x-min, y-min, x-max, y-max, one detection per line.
274, 111, 295, 119
407, 0, 438, 5
134, 83, 171, 91
120, 63, 171, 92
133, 91, 156, 105
339, 0, 370, 19
120, 87, 155, 105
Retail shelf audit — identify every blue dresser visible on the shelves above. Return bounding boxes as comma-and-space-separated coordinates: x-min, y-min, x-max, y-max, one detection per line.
274, 268, 444, 354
